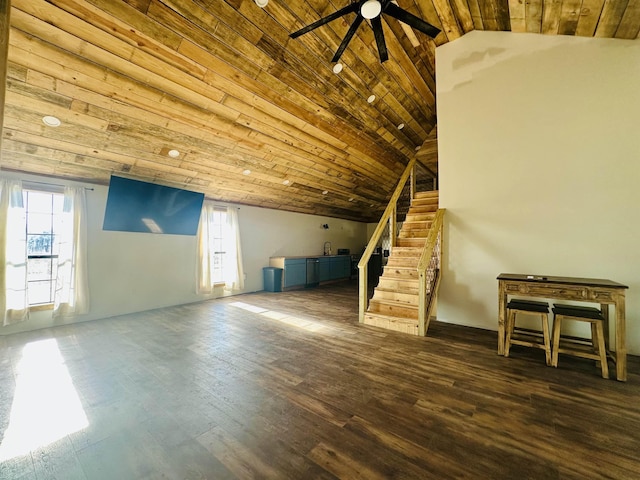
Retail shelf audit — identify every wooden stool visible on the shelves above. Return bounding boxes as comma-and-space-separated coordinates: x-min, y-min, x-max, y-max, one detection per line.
505, 299, 551, 366
551, 304, 609, 379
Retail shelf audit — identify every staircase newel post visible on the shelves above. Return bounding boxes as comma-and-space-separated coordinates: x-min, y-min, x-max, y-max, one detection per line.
358, 265, 368, 323
418, 272, 427, 336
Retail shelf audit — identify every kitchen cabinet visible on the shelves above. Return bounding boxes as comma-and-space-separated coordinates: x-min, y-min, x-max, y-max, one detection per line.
319, 257, 331, 282
269, 255, 352, 290
283, 258, 306, 288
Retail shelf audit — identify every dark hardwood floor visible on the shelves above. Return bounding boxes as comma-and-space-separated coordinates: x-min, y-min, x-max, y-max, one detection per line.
1, 279, 639, 479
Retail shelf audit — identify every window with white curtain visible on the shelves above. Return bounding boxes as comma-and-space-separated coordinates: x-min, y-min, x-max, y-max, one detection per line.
197, 202, 244, 294
23, 190, 65, 306
208, 207, 226, 284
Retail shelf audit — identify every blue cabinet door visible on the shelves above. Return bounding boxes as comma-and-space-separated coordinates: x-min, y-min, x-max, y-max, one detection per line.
319, 257, 331, 282
329, 256, 350, 280
284, 259, 306, 287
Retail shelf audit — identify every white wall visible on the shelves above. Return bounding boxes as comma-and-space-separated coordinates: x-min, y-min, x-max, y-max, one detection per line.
0, 171, 368, 335
436, 31, 640, 354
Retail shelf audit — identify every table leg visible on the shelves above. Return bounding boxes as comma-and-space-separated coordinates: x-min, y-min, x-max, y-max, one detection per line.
600, 303, 610, 352
615, 296, 626, 381
498, 281, 506, 355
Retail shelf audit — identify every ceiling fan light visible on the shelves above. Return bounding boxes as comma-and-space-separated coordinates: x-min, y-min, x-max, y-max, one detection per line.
361, 0, 382, 19
332, 63, 343, 74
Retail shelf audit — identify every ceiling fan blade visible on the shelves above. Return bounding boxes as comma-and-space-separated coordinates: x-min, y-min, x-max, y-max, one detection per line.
331, 15, 365, 63
290, 3, 360, 39
385, 3, 441, 38
371, 16, 388, 63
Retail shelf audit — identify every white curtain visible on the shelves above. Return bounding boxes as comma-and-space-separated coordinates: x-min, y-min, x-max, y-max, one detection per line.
0, 179, 29, 326
196, 202, 244, 294
196, 200, 216, 294
223, 207, 244, 291
53, 187, 89, 318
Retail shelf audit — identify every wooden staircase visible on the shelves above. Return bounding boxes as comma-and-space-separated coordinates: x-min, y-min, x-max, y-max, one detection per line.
363, 190, 439, 335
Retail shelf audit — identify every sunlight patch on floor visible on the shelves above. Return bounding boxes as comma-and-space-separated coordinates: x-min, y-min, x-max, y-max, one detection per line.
0, 339, 89, 461
229, 301, 332, 333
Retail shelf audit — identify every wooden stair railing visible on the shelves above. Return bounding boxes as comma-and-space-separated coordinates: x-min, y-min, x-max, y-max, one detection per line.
358, 158, 445, 336
358, 158, 416, 325
417, 208, 445, 336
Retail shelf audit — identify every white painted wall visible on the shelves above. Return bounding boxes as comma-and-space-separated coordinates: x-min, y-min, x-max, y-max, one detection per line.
436, 31, 640, 354
0, 171, 368, 335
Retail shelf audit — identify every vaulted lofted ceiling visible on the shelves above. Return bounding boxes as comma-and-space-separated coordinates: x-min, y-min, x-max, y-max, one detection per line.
1, 0, 638, 222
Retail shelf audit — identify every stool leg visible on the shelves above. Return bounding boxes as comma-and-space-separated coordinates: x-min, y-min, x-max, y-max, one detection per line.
551, 314, 562, 367
540, 313, 551, 366
594, 321, 609, 379
505, 310, 515, 357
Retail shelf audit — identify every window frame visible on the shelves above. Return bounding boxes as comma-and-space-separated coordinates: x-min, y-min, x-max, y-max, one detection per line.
22, 187, 65, 308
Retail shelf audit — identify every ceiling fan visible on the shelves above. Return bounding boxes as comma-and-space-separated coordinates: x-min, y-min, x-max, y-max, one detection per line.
290, 0, 441, 63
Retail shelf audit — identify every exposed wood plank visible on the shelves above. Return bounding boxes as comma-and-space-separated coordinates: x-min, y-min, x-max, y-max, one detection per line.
542, 0, 563, 34
509, 0, 527, 32
525, 0, 544, 32
575, 0, 606, 36
0, 0, 11, 159
558, 0, 583, 35
450, 0, 476, 33
615, 0, 640, 38
431, 0, 464, 40
595, 0, 630, 37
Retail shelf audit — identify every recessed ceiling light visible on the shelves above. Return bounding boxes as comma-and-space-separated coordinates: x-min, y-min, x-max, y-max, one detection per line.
168, 149, 180, 158
370, 204, 375, 207
255, 0, 268, 7
282, 179, 290, 185
42, 116, 61, 127
332, 63, 343, 74
348, 197, 354, 202
322, 190, 328, 195
367, 95, 376, 103
243, 169, 251, 175
415, 145, 421, 151
397, 123, 405, 130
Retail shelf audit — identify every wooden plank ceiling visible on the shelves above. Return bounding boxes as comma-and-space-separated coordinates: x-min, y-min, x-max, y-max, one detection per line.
1, 0, 639, 222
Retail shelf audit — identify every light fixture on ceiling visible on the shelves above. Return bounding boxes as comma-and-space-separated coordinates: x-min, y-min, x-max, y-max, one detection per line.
361, 0, 382, 19
243, 169, 251, 175
255, 0, 268, 7
42, 116, 61, 127
348, 197, 354, 202
367, 95, 376, 103
168, 149, 180, 158
397, 123, 405, 130
282, 179, 290, 185
322, 190, 328, 195
332, 63, 343, 74
415, 145, 421, 151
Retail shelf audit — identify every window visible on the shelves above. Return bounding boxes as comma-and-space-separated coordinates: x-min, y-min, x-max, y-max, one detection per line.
197, 202, 244, 293
209, 208, 227, 284
24, 190, 64, 306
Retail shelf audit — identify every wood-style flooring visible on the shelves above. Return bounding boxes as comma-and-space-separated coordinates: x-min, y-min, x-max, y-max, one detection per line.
1, 280, 639, 479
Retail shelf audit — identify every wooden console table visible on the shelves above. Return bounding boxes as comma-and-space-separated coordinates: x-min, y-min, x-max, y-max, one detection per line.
497, 273, 629, 381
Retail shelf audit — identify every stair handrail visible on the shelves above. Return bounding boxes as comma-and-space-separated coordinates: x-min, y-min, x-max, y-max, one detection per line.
358, 157, 417, 323
417, 208, 445, 335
